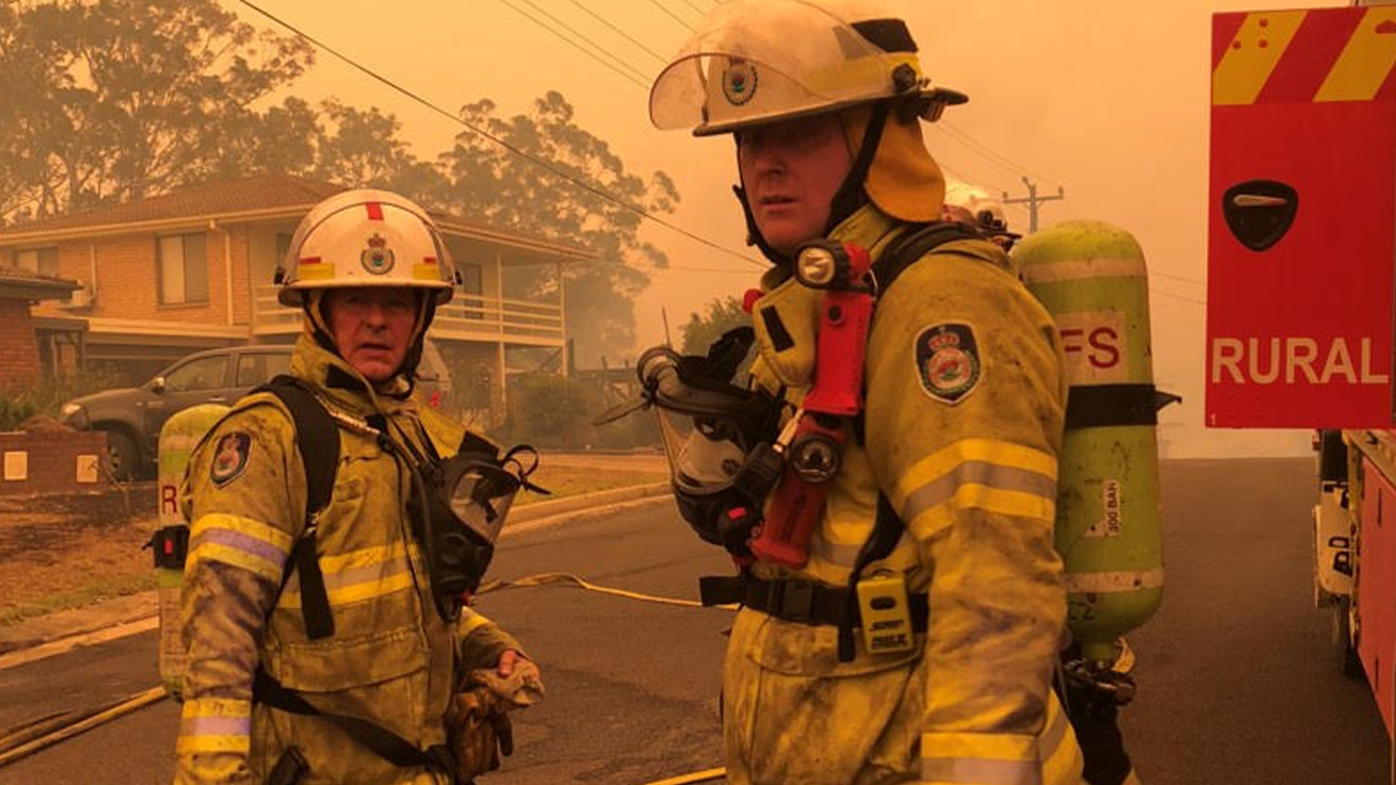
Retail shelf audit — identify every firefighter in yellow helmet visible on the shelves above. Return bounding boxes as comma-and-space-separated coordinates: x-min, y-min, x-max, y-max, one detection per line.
173, 189, 542, 785
649, 2, 1085, 783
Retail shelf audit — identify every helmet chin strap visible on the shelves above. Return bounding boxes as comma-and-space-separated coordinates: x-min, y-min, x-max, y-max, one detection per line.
732, 102, 891, 266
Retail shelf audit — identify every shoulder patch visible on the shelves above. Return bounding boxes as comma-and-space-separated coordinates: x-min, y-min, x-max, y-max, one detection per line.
210, 432, 252, 486
914, 323, 981, 405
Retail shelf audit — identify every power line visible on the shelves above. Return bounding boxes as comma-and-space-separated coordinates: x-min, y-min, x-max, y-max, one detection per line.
1150, 287, 1207, 306
493, 0, 651, 89
1152, 270, 1206, 286
672, 0, 710, 18
567, 0, 670, 65
645, 0, 697, 31
932, 120, 1062, 189
234, 0, 765, 268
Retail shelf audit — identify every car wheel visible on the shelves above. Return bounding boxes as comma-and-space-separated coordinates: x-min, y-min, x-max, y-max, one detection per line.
101, 428, 141, 482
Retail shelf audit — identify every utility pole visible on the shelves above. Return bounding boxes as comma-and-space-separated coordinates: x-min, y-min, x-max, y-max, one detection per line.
1003, 176, 1066, 234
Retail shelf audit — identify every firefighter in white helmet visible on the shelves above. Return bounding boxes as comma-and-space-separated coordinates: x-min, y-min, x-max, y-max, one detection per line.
943, 181, 1022, 252
174, 189, 542, 784
649, 1, 1085, 783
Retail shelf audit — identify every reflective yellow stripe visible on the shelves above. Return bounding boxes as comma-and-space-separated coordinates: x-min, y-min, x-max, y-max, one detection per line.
1212, 11, 1307, 105
906, 483, 1056, 540
922, 730, 1040, 762
298, 262, 335, 280
1315, 7, 1396, 102
1040, 695, 1084, 783
191, 513, 294, 549
279, 542, 414, 609
182, 698, 251, 718
893, 439, 1057, 511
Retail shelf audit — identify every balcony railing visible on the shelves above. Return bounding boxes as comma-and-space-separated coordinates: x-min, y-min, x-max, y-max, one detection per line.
252, 285, 564, 345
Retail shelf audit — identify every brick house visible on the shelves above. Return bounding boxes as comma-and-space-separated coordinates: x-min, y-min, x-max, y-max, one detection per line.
0, 268, 81, 388
0, 175, 593, 420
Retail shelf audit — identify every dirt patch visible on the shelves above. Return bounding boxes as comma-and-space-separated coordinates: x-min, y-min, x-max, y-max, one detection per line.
0, 484, 160, 624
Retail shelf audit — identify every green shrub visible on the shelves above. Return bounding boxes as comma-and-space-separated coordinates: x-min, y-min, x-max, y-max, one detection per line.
0, 368, 124, 431
498, 372, 659, 451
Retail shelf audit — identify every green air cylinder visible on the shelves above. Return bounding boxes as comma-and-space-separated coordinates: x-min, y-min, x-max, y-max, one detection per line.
1014, 220, 1165, 664
153, 403, 229, 699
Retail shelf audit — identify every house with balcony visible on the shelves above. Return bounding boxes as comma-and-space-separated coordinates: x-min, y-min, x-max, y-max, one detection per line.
0, 174, 593, 421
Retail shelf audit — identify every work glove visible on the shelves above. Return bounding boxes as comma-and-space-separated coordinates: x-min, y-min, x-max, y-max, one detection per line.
445, 658, 544, 782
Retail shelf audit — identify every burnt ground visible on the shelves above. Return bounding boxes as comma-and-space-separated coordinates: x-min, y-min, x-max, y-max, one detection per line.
0, 484, 160, 623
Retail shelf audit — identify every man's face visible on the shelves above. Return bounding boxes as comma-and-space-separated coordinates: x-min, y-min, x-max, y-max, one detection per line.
737, 113, 852, 255
325, 287, 419, 382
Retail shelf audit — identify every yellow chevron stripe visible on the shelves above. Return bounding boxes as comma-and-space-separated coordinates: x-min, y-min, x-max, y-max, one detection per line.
1315, 7, 1396, 102
188, 542, 283, 583
1212, 11, 1307, 106
175, 734, 251, 754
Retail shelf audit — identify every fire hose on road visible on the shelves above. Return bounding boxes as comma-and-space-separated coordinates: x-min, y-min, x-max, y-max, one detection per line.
0, 573, 733, 784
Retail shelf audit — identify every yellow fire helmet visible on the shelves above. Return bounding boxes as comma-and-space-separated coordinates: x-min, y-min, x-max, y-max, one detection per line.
649, 0, 966, 137
276, 189, 459, 307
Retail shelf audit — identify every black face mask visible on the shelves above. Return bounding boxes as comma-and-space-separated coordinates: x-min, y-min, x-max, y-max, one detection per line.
402, 435, 546, 621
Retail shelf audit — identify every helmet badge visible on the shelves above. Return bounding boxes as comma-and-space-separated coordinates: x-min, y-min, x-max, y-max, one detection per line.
722, 59, 758, 106
361, 233, 396, 275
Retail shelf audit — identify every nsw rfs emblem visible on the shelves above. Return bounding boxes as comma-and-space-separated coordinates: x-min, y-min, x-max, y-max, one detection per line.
722, 60, 758, 106
915, 323, 981, 404
361, 233, 395, 275
210, 432, 252, 486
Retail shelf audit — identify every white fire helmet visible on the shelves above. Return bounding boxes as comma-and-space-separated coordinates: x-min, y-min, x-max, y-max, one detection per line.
943, 181, 1020, 239
277, 189, 459, 307
649, 0, 966, 136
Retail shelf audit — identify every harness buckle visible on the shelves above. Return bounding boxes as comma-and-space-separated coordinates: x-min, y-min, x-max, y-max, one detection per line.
776, 578, 817, 623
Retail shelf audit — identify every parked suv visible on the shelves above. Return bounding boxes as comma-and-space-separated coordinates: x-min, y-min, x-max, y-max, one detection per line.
60, 342, 452, 480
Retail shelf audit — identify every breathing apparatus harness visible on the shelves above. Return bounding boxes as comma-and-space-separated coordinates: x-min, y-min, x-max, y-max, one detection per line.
608, 220, 983, 661
248, 371, 545, 782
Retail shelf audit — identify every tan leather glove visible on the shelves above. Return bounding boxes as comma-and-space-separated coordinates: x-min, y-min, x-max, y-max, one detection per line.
445, 659, 544, 781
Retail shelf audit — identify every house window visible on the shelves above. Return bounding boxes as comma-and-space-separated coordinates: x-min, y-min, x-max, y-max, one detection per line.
276, 232, 293, 267
459, 262, 483, 320
16, 247, 59, 276
158, 233, 209, 304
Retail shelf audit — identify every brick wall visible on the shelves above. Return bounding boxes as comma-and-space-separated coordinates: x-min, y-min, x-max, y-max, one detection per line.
0, 430, 110, 495
0, 298, 41, 387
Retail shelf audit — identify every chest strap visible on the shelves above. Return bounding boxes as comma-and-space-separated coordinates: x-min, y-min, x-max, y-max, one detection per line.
699, 573, 928, 632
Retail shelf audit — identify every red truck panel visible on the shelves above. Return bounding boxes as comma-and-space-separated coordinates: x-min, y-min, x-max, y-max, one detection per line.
1206, 7, 1396, 428
1359, 456, 1396, 735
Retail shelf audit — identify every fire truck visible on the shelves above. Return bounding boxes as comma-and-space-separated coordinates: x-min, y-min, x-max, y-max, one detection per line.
1206, 0, 1396, 755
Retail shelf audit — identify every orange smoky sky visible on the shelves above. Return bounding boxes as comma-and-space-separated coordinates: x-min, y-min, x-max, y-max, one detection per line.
224, 0, 1347, 456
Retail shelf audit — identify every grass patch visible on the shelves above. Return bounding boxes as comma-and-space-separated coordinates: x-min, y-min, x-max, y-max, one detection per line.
0, 573, 157, 626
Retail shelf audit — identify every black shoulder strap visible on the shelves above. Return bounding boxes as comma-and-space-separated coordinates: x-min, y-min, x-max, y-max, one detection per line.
872, 221, 985, 299
257, 374, 339, 640
836, 222, 985, 660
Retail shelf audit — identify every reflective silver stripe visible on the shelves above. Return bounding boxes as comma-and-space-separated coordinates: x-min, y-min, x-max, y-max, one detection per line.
1063, 568, 1165, 594
921, 757, 1042, 785
903, 461, 1057, 522
1039, 704, 1070, 758
283, 553, 412, 594
180, 716, 251, 736
190, 528, 288, 569
1018, 256, 1146, 284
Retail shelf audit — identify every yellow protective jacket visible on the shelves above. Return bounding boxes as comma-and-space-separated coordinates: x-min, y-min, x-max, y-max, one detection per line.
173, 333, 522, 785
724, 205, 1083, 785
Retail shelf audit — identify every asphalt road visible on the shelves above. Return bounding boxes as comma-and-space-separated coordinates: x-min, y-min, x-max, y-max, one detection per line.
0, 458, 1389, 784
